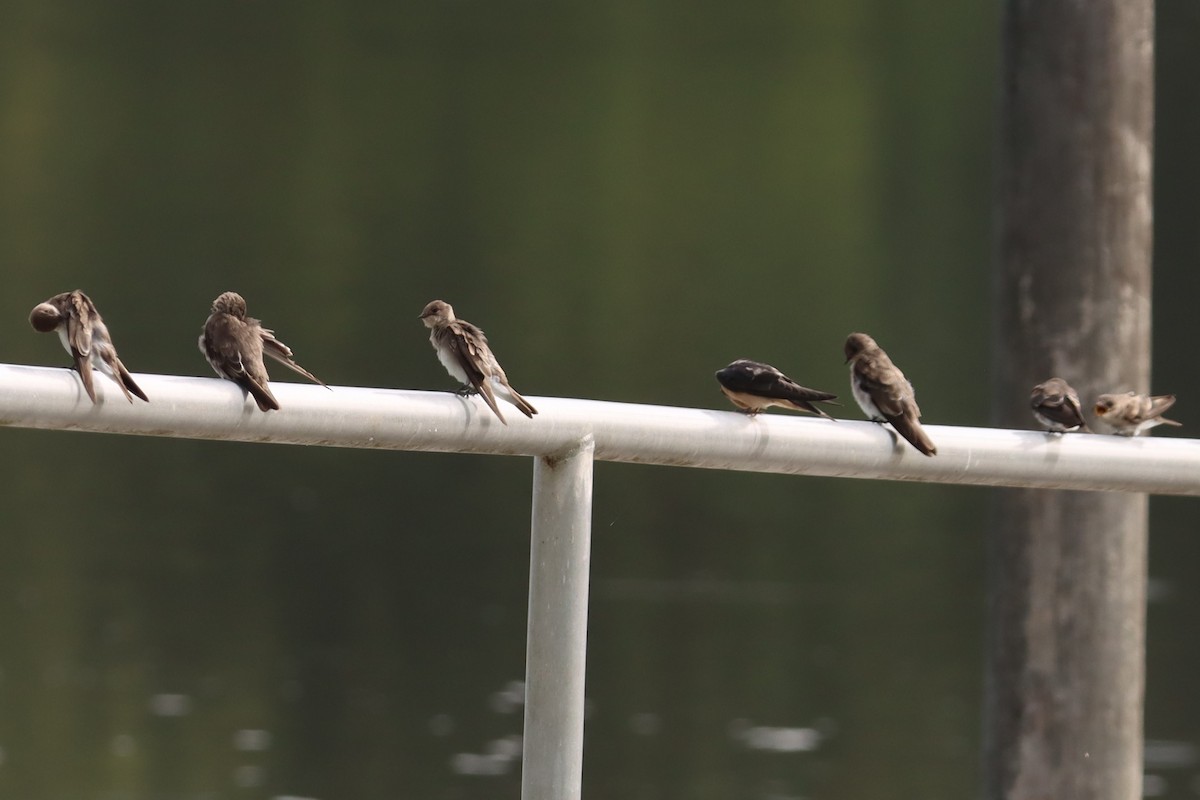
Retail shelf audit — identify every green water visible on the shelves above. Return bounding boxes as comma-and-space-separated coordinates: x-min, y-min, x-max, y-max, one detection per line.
1, 2, 1198, 798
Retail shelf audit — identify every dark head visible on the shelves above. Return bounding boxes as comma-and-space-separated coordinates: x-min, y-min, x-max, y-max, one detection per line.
1031, 377, 1071, 404
419, 299, 455, 328
29, 302, 64, 332
212, 292, 247, 318
844, 332, 877, 363
715, 359, 749, 378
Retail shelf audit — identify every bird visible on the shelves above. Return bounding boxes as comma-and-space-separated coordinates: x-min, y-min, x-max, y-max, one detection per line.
1092, 392, 1181, 436
419, 299, 537, 424
199, 291, 328, 411
714, 359, 838, 419
1030, 378, 1090, 433
29, 290, 148, 404
844, 332, 937, 456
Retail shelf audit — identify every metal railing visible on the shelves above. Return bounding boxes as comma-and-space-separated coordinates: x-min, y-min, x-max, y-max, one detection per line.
3, 363, 1199, 799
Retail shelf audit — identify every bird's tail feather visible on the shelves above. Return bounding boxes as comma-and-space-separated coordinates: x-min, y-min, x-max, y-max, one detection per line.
113, 358, 148, 402
502, 386, 537, 418
477, 381, 507, 424
889, 414, 937, 456
245, 379, 280, 412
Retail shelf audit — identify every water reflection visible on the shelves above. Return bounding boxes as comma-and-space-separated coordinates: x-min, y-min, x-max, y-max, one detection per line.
729, 720, 823, 753
232, 764, 267, 789
450, 736, 522, 778
149, 693, 192, 717
449, 680, 524, 779
629, 711, 661, 736
1145, 739, 1199, 770
0, 474, 1189, 799
109, 735, 137, 758
233, 729, 272, 752
596, 576, 813, 605
1143, 740, 1200, 799
487, 680, 525, 715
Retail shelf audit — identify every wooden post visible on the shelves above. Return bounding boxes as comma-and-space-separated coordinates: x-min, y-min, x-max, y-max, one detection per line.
988, 3, 1154, 800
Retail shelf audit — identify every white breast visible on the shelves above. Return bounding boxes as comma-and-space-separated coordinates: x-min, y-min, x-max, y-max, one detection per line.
850, 369, 882, 420
433, 335, 470, 384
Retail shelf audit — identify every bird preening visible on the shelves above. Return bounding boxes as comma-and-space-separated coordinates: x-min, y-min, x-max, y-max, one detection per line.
1030, 378, 1089, 433
29, 290, 148, 404
1026, 380, 1180, 438
199, 291, 329, 412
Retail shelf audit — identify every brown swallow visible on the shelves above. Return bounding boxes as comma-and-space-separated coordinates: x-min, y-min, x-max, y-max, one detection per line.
715, 359, 838, 419
419, 300, 537, 424
199, 291, 328, 411
1093, 392, 1181, 436
844, 332, 936, 456
29, 290, 148, 403
1030, 378, 1090, 433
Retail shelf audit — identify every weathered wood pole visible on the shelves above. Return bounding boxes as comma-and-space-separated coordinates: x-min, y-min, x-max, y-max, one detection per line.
988, 3, 1154, 800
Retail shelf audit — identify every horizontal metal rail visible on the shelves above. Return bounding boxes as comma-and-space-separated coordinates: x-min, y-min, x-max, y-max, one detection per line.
1, 363, 1198, 495
3, 359, 1194, 800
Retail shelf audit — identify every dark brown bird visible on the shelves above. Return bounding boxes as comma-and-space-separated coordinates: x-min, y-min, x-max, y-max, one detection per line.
419, 299, 537, 424
844, 332, 936, 456
29, 290, 148, 403
199, 291, 327, 411
1093, 392, 1181, 436
1030, 378, 1090, 433
715, 359, 838, 419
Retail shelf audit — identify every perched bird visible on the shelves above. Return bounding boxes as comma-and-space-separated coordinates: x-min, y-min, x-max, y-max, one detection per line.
199, 291, 328, 412
419, 299, 537, 424
29, 290, 148, 404
1030, 378, 1090, 433
1093, 392, 1181, 436
715, 359, 838, 419
844, 332, 936, 456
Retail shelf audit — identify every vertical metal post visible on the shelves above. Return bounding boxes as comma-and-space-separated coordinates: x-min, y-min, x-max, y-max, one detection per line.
522, 435, 595, 800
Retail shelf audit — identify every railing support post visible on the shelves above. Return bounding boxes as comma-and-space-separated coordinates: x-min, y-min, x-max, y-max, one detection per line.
522, 435, 595, 800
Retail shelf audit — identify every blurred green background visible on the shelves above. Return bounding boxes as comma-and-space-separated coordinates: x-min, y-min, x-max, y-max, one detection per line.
0, 2, 1197, 799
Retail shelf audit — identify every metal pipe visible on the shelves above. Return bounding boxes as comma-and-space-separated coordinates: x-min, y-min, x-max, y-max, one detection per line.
2, 363, 1199, 495
522, 437, 595, 800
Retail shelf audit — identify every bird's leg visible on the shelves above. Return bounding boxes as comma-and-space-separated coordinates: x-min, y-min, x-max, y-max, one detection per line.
454, 383, 478, 397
